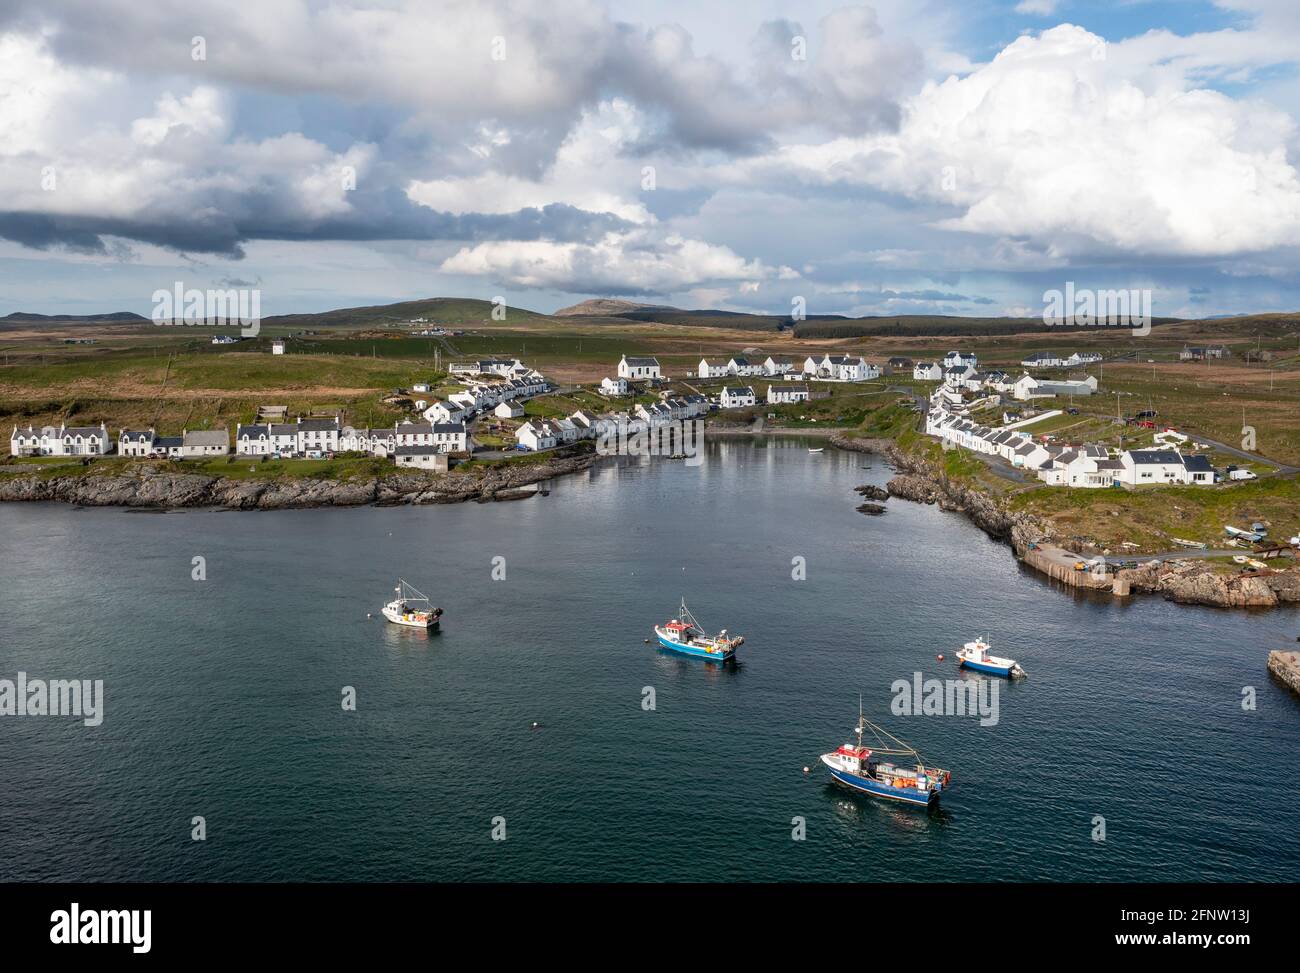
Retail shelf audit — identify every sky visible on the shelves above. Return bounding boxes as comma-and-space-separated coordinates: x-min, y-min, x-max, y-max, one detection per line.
1, 0, 1299, 320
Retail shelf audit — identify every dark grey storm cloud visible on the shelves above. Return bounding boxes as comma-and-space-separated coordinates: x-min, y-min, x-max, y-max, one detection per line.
0, 200, 631, 258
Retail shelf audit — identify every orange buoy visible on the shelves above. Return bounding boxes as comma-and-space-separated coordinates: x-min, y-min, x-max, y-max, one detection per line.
937, 654, 945, 661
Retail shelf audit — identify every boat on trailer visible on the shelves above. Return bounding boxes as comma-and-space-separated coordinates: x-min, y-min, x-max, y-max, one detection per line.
653, 598, 743, 661
821, 702, 951, 807
956, 637, 1025, 678
382, 579, 442, 629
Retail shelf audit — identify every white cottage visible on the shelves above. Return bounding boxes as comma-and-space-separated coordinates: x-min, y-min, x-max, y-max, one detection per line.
617, 355, 662, 380
720, 386, 757, 409
768, 383, 810, 404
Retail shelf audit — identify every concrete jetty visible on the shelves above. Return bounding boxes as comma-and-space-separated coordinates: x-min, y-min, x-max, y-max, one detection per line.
1267, 650, 1300, 698
1021, 543, 1126, 595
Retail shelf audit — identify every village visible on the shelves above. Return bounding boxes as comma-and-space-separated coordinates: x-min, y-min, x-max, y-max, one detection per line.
7, 344, 912, 469
917, 349, 1246, 488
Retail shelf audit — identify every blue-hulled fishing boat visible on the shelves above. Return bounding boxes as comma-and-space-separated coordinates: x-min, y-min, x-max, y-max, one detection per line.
956, 637, 1025, 678
653, 598, 743, 661
821, 702, 951, 807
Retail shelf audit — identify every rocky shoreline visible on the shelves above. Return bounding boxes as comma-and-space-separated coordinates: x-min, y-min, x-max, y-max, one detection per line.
0, 451, 599, 510
830, 433, 1300, 611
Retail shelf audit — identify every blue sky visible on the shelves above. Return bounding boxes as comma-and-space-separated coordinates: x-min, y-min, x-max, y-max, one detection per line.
1, 0, 1299, 320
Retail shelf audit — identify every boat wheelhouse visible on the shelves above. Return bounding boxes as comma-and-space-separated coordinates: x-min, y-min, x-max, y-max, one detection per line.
821, 704, 950, 807
653, 598, 743, 661
956, 637, 1025, 678
382, 579, 443, 629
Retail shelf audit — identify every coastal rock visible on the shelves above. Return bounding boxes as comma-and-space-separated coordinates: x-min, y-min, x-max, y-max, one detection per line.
0, 451, 598, 510
886, 474, 939, 504
853, 484, 889, 501
855, 502, 886, 516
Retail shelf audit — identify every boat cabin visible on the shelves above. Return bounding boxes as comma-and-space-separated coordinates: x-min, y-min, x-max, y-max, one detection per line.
833, 744, 872, 774
662, 620, 693, 642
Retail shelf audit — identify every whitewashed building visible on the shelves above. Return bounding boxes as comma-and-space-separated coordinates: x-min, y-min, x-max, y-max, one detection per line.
618, 355, 662, 380
424, 400, 469, 424
10, 422, 112, 457
763, 356, 796, 376
296, 417, 341, 454
235, 424, 273, 455
1118, 449, 1190, 486
516, 420, 559, 451
768, 383, 810, 404
181, 429, 230, 458
913, 362, 943, 381
494, 401, 525, 419
697, 358, 729, 379
118, 429, 157, 456
394, 420, 466, 453
600, 376, 630, 396
268, 423, 298, 456
720, 386, 757, 408
394, 447, 449, 471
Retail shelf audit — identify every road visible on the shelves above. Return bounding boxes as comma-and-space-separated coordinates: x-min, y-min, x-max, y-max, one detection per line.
1187, 434, 1299, 473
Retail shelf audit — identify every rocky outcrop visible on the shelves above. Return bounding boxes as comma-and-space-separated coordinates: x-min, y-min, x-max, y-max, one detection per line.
0, 452, 597, 510
853, 484, 889, 501
855, 502, 886, 516
1117, 560, 1300, 609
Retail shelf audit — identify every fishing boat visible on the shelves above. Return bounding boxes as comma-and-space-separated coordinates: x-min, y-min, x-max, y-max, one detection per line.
382, 579, 442, 629
821, 702, 951, 807
808, 447, 824, 453
1172, 537, 1208, 549
653, 598, 743, 661
956, 637, 1025, 678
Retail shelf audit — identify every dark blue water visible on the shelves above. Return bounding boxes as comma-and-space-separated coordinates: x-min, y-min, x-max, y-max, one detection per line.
2, 438, 1298, 881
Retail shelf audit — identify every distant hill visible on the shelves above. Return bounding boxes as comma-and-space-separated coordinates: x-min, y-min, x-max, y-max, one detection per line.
261, 297, 550, 329
1, 311, 148, 324
553, 299, 679, 317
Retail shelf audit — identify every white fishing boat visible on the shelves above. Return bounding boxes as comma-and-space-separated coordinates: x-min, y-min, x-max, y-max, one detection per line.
956, 637, 1025, 678
382, 579, 442, 629
808, 447, 824, 454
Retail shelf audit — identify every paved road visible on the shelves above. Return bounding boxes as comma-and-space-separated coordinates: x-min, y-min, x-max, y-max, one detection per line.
1187, 434, 1299, 473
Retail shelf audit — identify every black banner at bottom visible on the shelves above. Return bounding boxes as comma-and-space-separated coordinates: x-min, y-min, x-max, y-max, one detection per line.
0, 882, 1278, 957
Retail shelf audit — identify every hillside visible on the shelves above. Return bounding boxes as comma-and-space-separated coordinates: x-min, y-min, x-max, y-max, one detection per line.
1, 311, 148, 325
553, 299, 679, 316
261, 297, 550, 329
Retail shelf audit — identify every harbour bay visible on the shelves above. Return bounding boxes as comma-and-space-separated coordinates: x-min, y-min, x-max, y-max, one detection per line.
2, 438, 1298, 882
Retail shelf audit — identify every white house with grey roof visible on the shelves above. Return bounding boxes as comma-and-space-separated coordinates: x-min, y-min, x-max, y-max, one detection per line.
768, 383, 810, 404
118, 429, 157, 456
720, 386, 756, 408
181, 429, 230, 458
617, 355, 662, 380
10, 422, 111, 457
394, 419, 466, 453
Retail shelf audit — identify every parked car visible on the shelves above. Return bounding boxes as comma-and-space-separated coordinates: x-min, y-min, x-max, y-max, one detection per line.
1229, 469, 1257, 481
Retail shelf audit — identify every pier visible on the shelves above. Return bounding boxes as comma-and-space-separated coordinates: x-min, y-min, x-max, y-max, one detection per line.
1021, 543, 1125, 595
1268, 650, 1300, 698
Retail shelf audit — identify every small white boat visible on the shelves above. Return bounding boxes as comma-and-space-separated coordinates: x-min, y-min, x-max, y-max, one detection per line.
1232, 555, 1250, 564
956, 637, 1025, 678
808, 447, 824, 454
382, 579, 442, 629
